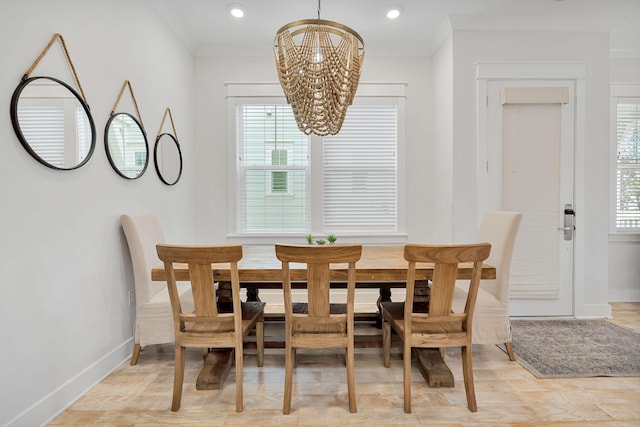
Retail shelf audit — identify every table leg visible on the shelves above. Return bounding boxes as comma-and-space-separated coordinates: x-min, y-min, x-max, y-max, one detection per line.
216, 280, 232, 303
412, 279, 454, 387
246, 288, 260, 302
376, 287, 392, 328
415, 348, 454, 387
196, 350, 234, 390
196, 281, 235, 390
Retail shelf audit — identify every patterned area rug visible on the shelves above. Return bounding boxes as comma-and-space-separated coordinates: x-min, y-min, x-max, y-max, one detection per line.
510, 319, 640, 379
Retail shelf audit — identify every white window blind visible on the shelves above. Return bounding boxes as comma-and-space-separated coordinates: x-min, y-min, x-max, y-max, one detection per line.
75, 106, 91, 164
616, 99, 640, 230
18, 105, 65, 167
238, 105, 310, 232
229, 83, 404, 238
323, 105, 397, 231
17, 80, 93, 168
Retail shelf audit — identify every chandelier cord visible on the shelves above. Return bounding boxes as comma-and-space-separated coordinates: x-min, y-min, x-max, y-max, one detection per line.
317, 0, 321, 19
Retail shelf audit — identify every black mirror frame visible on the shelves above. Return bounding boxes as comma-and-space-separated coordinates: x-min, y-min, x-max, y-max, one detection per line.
10, 76, 97, 171
104, 112, 149, 180
154, 132, 183, 186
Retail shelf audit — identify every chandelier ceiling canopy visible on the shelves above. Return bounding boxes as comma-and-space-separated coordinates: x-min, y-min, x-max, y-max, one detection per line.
273, 1, 365, 136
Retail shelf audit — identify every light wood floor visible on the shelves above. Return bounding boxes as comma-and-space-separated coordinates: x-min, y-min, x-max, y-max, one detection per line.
50, 302, 640, 426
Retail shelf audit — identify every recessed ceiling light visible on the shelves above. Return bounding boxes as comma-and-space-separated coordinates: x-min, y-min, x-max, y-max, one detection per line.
386, 4, 404, 19
227, 3, 245, 18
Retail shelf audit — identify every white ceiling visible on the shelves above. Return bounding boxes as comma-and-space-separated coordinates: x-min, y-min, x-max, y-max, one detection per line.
148, 0, 640, 58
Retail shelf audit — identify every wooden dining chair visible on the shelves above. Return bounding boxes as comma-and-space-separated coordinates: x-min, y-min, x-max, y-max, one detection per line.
156, 244, 265, 412
381, 243, 491, 413
275, 243, 362, 414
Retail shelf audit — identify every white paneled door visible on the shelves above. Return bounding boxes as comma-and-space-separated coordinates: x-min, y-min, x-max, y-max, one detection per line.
485, 80, 575, 316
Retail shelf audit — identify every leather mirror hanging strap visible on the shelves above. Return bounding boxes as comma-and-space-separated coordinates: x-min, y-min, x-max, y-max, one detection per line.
23, 33, 89, 106
111, 80, 145, 129
157, 107, 179, 142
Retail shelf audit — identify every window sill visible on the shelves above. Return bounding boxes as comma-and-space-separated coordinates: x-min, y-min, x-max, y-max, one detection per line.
226, 233, 408, 245
609, 233, 640, 243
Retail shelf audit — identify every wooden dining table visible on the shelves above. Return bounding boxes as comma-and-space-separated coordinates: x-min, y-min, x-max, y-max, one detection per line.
151, 244, 495, 390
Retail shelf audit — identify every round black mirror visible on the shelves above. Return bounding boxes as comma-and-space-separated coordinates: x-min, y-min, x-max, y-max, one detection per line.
104, 112, 149, 179
154, 133, 183, 186
10, 76, 96, 170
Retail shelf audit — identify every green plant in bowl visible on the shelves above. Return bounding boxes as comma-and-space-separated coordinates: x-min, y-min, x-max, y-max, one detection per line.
306, 234, 314, 244
327, 234, 337, 244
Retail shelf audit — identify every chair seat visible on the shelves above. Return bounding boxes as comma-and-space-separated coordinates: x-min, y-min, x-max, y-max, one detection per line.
134, 284, 195, 347
380, 301, 466, 337
240, 301, 267, 321
137, 283, 194, 318
183, 302, 266, 341
452, 285, 511, 344
380, 301, 404, 318
216, 301, 267, 319
291, 302, 347, 314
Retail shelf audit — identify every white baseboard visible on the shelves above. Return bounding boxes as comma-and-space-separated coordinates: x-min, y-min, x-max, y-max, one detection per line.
608, 289, 640, 302
575, 303, 614, 319
5, 340, 132, 427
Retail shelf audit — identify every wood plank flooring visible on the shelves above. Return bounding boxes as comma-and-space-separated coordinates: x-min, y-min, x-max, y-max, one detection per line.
49, 302, 640, 426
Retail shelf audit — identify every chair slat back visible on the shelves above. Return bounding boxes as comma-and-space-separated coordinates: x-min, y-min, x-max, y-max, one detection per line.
275, 244, 362, 323
156, 244, 243, 330
307, 263, 331, 317
403, 244, 491, 331
188, 262, 219, 317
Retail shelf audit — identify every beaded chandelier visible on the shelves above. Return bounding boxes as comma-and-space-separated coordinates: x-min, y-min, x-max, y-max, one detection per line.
274, 1, 365, 136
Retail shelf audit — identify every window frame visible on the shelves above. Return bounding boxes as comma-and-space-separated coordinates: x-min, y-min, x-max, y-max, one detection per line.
611, 83, 640, 235
226, 83, 407, 244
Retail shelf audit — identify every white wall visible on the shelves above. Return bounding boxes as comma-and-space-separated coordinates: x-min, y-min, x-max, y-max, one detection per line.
0, 1, 196, 425
449, 31, 612, 317
609, 236, 640, 301
609, 58, 640, 302
431, 35, 454, 243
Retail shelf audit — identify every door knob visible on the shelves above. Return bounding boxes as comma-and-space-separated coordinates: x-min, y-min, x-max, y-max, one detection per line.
559, 203, 575, 241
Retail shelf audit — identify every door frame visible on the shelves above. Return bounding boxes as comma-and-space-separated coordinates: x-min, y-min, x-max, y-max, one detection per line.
476, 62, 587, 317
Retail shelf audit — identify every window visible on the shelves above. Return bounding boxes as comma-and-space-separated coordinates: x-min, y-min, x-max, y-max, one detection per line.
615, 97, 640, 231
237, 105, 309, 232
323, 105, 397, 232
229, 84, 404, 238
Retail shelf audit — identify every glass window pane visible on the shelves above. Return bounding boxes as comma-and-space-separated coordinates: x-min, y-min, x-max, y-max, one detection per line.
616, 102, 640, 230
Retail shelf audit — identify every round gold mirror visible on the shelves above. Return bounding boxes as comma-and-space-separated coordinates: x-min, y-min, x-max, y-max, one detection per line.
104, 112, 149, 179
10, 76, 96, 170
154, 133, 183, 186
